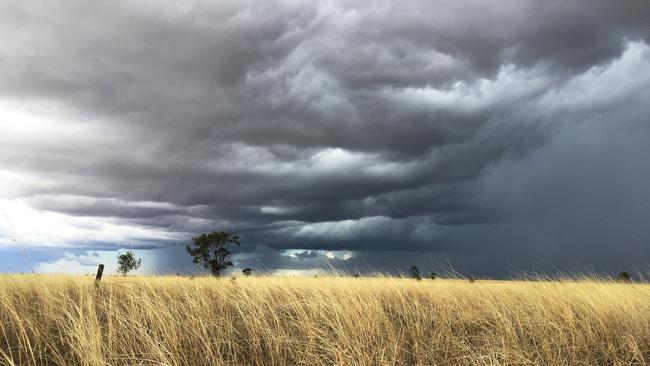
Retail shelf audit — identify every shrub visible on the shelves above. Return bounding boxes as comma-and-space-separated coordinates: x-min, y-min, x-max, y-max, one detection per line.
617, 272, 632, 283
242, 268, 252, 276
409, 265, 422, 281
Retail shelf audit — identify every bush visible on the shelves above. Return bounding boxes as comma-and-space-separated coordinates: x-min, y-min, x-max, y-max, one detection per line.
409, 266, 422, 281
617, 272, 632, 283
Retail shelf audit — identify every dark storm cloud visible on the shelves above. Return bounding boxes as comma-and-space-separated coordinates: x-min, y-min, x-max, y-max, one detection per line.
1, 0, 650, 275
26, 195, 186, 219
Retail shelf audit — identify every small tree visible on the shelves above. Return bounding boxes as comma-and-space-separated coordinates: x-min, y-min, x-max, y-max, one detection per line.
617, 272, 632, 283
186, 231, 240, 276
429, 271, 437, 280
409, 265, 422, 281
116, 250, 141, 276
242, 268, 252, 276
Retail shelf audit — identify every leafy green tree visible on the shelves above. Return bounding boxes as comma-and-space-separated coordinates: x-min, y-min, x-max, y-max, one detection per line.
116, 250, 141, 276
186, 231, 240, 276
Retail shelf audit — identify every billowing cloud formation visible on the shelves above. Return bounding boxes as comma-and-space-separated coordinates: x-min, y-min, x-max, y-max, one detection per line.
1, 0, 649, 276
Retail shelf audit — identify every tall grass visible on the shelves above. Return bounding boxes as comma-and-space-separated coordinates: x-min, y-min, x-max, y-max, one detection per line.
0, 274, 649, 365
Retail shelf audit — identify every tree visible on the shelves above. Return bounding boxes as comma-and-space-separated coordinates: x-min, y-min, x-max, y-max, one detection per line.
186, 231, 240, 276
116, 250, 141, 276
242, 268, 252, 276
409, 265, 422, 281
429, 271, 437, 280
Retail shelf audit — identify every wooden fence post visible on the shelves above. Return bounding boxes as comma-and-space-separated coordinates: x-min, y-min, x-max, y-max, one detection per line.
95, 264, 104, 286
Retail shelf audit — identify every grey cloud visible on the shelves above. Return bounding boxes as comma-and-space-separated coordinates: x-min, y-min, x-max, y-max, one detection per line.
26, 195, 185, 219
1, 0, 649, 275
292, 250, 319, 259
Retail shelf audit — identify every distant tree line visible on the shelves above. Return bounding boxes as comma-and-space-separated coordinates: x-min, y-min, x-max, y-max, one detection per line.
112, 233, 641, 283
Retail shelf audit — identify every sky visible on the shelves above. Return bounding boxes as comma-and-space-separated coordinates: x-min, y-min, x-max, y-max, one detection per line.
1, 0, 649, 277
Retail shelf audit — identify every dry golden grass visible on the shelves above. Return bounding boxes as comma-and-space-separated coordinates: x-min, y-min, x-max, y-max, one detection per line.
0, 274, 649, 365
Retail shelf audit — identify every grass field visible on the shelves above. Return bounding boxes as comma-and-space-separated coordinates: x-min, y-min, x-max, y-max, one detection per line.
0, 275, 649, 365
